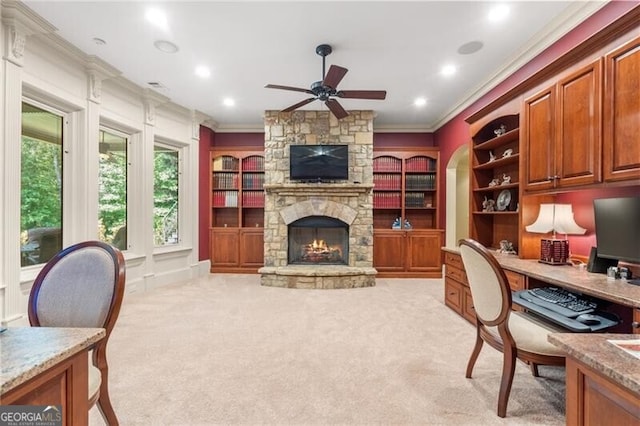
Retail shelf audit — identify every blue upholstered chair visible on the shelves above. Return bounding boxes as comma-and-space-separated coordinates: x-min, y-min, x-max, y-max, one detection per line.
28, 241, 125, 425
458, 238, 565, 418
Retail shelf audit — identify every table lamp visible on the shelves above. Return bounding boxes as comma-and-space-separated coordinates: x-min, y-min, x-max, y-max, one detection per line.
525, 204, 586, 265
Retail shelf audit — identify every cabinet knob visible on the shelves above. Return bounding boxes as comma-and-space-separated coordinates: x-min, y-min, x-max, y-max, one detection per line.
632, 321, 640, 329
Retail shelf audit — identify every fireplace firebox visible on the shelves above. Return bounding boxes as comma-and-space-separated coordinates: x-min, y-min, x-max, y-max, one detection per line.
288, 216, 348, 265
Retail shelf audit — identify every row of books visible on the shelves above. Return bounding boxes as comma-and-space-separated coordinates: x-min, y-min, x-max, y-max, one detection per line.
243, 173, 264, 189
405, 157, 437, 172
373, 157, 402, 172
242, 156, 265, 172
373, 157, 437, 173
212, 191, 238, 207
373, 193, 402, 208
405, 174, 436, 189
405, 193, 433, 208
373, 174, 402, 190
242, 192, 265, 207
213, 172, 238, 189
212, 156, 239, 171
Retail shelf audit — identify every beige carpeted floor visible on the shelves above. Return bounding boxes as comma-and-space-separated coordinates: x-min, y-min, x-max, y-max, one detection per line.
90, 274, 565, 425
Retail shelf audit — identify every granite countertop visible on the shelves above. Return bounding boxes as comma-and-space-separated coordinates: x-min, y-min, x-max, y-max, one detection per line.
548, 333, 640, 395
0, 327, 105, 395
441, 246, 640, 308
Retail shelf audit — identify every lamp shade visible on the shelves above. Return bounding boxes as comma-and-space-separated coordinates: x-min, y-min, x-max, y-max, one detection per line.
525, 204, 586, 235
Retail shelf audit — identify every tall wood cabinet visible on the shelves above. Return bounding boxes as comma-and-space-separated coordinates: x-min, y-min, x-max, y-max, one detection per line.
209, 150, 264, 272
523, 59, 603, 191
372, 148, 443, 277
603, 34, 640, 183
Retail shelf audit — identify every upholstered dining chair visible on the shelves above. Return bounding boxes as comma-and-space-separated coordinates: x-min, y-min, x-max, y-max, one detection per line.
28, 241, 125, 425
458, 238, 565, 418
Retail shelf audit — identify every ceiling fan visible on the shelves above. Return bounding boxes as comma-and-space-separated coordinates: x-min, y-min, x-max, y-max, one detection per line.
265, 44, 387, 120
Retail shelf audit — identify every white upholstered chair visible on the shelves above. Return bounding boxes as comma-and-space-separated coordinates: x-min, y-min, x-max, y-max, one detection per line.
458, 238, 565, 418
28, 241, 125, 425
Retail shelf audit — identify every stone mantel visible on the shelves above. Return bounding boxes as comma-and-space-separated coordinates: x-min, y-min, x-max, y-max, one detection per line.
264, 183, 373, 198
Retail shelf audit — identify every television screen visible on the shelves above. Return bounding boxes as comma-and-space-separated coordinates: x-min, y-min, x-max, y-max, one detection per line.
290, 144, 349, 181
593, 196, 640, 264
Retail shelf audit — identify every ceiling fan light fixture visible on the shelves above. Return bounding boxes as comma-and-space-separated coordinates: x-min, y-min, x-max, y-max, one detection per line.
265, 43, 386, 120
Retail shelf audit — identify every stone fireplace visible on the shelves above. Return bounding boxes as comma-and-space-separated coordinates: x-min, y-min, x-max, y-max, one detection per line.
259, 110, 376, 289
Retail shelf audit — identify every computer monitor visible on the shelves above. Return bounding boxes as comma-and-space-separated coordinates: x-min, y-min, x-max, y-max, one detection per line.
593, 196, 640, 283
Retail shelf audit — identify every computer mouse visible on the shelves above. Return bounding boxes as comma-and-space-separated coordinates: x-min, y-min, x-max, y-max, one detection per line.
576, 313, 601, 325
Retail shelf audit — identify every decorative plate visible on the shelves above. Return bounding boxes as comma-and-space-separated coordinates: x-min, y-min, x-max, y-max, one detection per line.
496, 189, 511, 211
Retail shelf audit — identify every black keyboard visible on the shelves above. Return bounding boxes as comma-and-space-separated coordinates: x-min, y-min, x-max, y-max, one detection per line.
520, 287, 597, 318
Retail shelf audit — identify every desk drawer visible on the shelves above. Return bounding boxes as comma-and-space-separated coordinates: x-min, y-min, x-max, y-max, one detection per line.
444, 277, 463, 313
445, 264, 467, 284
444, 252, 464, 270
504, 270, 525, 292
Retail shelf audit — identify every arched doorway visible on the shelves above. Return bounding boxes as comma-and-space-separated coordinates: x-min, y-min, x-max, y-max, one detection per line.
445, 145, 469, 248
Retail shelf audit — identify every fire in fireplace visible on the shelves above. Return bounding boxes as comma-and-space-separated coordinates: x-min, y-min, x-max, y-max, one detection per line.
288, 216, 349, 265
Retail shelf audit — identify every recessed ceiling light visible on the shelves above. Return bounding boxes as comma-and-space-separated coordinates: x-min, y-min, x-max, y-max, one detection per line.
223, 98, 235, 107
458, 41, 483, 55
154, 40, 179, 54
414, 97, 427, 107
441, 64, 457, 77
488, 4, 510, 22
195, 66, 211, 78
145, 8, 168, 30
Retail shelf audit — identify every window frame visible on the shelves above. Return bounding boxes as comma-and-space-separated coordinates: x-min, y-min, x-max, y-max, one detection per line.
152, 138, 185, 249
20, 97, 69, 270
98, 125, 130, 251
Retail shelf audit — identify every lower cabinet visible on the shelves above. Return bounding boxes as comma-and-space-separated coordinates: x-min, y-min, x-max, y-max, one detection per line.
210, 228, 264, 272
374, 229, 443, 277
566, 357, 640, 425
443, 250, 528, 322
443, 250, 476, 324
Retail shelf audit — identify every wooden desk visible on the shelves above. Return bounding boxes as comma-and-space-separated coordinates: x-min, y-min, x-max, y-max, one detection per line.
493, 253, 640, 334
0, 327, 105, 425
549, 333, 640, 425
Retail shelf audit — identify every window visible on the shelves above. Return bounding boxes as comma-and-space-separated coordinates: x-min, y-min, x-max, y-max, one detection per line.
20, 102, 64, 266
153, 143, 180, 246
98, 128, 128, 250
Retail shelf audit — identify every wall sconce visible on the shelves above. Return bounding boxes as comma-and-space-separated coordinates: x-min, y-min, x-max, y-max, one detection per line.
525, 204, 586, 265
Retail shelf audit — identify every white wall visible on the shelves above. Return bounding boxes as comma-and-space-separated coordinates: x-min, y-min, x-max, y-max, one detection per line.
0, 2, 210, 326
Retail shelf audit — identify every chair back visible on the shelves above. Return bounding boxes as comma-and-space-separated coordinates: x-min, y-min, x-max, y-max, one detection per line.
458, 239, 511, 326
29, 241, 125, 334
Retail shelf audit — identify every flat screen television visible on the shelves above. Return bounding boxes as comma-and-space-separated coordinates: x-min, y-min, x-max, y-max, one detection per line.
593, 196, 640, 273
290, 144, 349, 181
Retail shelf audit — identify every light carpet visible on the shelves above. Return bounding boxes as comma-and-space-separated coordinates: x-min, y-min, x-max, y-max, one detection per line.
90, 274, 565, 425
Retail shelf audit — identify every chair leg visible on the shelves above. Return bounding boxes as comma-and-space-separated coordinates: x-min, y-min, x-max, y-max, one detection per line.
96, 373, 119, 425
466, 327, 484, 379
497, 347, 517, 418
529, 362, 540, 377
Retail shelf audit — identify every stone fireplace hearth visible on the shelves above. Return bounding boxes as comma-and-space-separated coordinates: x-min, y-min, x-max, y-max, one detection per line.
259, 110, 376, 289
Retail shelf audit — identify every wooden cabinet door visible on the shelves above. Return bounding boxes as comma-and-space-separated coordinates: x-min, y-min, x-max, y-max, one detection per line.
373, 230, 406, 272
556, 59, 603, 188
406, 230, 442, 272
523, 86, 556, 191
604, 35, 640, 182
239, 229, 264, 268
210, 229, 239, 267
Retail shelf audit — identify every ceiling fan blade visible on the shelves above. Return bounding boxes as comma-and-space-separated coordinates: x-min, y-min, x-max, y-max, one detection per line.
265, 84, 314, 95
325, 99, 349, 120
322, 65, 348, 89
281, 97, 317, 112
338, 90, 387, 100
